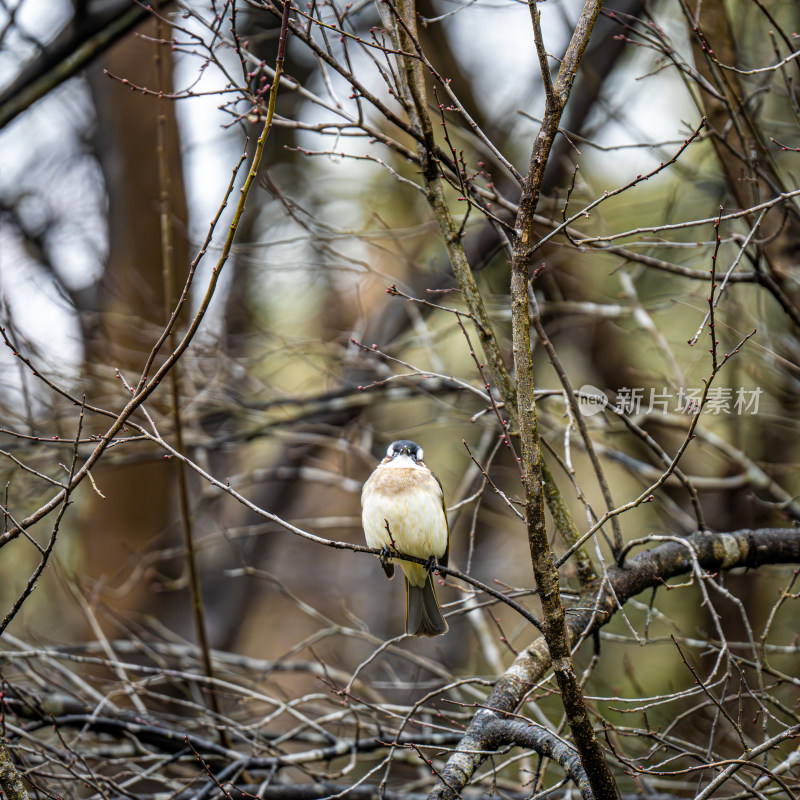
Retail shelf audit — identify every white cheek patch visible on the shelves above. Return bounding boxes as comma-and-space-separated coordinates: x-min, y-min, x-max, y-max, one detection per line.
386, 444, 394, 458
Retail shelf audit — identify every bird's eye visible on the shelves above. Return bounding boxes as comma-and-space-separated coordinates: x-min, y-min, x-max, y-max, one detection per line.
416, 447, 423, 461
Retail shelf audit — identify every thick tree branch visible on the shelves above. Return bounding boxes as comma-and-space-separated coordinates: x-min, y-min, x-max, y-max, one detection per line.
0, 742, 30, 800
428, 527, 800, 799
510, 1, 616, 798
384, 0, 518, 417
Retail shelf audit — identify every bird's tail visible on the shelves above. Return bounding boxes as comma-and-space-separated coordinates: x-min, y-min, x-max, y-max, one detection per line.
405, 574, 448, 636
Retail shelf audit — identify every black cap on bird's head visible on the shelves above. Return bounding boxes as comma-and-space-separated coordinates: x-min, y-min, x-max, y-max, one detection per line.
385, 439, 424, 462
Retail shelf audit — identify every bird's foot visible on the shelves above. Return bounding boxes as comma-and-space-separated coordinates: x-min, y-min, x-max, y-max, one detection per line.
424, 555, 438, 574
379, 544, 395, 569
378, 544, 396, 579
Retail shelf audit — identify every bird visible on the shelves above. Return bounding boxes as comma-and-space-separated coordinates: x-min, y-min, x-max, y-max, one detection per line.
361, 439, 450, 637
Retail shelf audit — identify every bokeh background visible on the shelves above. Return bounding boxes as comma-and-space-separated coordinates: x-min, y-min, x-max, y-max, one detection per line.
0, 0, 799, 796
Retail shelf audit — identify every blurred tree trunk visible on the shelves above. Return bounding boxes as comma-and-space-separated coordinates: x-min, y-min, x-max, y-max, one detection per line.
78, 17, 189, 626
681, 0, 799, 742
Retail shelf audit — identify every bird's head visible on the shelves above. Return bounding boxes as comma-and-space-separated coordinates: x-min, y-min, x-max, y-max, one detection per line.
382, 439, 425, 468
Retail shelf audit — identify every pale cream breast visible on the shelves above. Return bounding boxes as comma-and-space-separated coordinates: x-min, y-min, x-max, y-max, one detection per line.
361, 465, 448, 587
362, 465, 441, 497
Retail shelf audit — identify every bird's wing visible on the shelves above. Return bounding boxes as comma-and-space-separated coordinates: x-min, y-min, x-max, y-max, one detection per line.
435, 473, 450, 568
